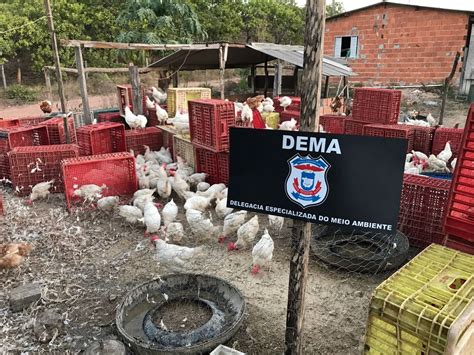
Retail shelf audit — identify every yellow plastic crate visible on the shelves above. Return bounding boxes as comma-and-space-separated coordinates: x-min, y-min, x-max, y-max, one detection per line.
167, 88, 211, 117
262, 112, 280, 129
173, 134, 195, 169
365, 244, 474, 354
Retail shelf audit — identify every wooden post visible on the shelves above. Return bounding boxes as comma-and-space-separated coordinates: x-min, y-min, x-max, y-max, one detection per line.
75, 46, 91, 125
1, 64, 6, 89
172, 72, 179, 88
293, 67, 299, 96
324, 75, 330, 98
440, 51, 461, 124
285, 0, 325, 354
44, 0, 67, 113
274, 61, 283, 96
264, 57, 269, 97
43, 69, 52, 101
16, 59, 21, 85
250, 65, 256, 94
129, 65, 142, 115
219, 44, 228, 99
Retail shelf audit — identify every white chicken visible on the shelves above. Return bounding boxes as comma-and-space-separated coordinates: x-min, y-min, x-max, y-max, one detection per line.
279, 118, 298, 131
124, 106, 147, 129
156, 147, 173, 165
97, 196, 119, 212
143, 201, 161, 236
229, 215, 259, 251
169, 174, 190, 200
151, 236, 202, 272
436, 141, 452, 163
196, 183, 226, 201
186, 209, 220, 239
187, 173, 206, 187
165, 222, 184, 243
151, 86, 167, 104
118, 205, 143, 224
27, 180, 55, 204
241, 103, 253, 123
219, 210, 247, 243
133, 193, 155, 212
278, 96, 292, 111
426, 154, 450, 173
73, 184, 106, 204
215, 197, 233, 219
133, 188, 155, 201
184, 195, 212, 212
176, 156, 194, 178
155, 104, 168, 125
411, 150, 429, 163
262, 98, 274, 113
145, 96, 156, 110
427, 113, 437, 127
197, 182, 210, 192
162, 199, 178, 227
170, 111, 190, 135
234, 101, 244, 117
156, 177, 172, 199
268, 215, 284, 235
251, 228, 274, 274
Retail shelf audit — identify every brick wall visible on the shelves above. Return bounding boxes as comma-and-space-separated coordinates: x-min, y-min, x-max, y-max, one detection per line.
325, 3, 470, 85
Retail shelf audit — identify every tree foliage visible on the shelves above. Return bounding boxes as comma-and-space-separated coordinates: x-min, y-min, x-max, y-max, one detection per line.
326, 1, 344, 17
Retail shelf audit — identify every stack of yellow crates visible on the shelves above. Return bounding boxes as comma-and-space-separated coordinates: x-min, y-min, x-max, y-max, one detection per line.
364, 244, 474, 354
167, 88, 211, 117
262, 112, 280, 129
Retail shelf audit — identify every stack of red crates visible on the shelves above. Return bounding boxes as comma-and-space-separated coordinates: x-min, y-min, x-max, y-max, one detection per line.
189, 99, 234, 185
0, 119, 20, 129
62, 152, 137, 210
398, 174, 451, 248
343, 119, 370, 136
16, 116, 45, 126
363, 124, 415, 152
412, 126, 435, 154
76, 122, 126, 156
9, 145, 79, 196
280, 110, 301, 124
431, 127, 464, 158
352, 88, 401, 124
0, 126, 50, 179
444, 105, 474, 254
125, 127, 163, 155
97, 112, 122, 123
40, 117, 77, 145
273, 96, 301, 113
319, 115, 345, 134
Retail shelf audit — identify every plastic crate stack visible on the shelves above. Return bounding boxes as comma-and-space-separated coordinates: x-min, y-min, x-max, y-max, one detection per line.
398, 174, 451, 247
167, 88, 211, 117
364, 244, 474, 355
0, 119, 20, 129
444, 105, 474, 254
0, 126, 50, 179
319, 115, 346, 134
76, 122, 126, 156
62, 152, 137, 210
16, 116, 45, 127
343, 119, 369, 136
40, 117, 77, 145
189, 99, 234, 185
173, 135, 195, 169
97, 111, 122, 123
125, 127, 163, 156
412, 126, 435, 154
116, 84, 148, 116
431, 127, 464, 159
363, 124, 415, 152
9, 145, 79, 196
280, 110, 301, 124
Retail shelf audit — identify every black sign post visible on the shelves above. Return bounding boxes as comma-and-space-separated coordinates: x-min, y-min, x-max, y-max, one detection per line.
227, 128, 406, 233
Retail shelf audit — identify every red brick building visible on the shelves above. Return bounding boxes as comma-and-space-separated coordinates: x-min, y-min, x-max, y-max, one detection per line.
324, 1, 474, 91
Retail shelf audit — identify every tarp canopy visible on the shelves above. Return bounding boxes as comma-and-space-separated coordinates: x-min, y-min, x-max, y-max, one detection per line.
149, 42, 356, 77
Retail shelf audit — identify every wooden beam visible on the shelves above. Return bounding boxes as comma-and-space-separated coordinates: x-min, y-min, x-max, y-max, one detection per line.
43, 69, 52, 101
285, 0, 325, 354
75, 46, 91, 125
172, 71, 179, 87
43, 66, 152, 74
274, 61, 283, 96
129, 65, 142, 115
1, 64, 6, 89
60, 39, 228, 51
440, 51, 461, 124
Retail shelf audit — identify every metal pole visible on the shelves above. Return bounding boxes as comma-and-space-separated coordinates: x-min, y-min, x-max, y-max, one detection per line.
44, 0, 67, 113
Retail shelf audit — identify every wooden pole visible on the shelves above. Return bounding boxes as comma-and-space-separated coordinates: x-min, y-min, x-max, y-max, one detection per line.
293, 67, 299, 96
16, 59, 21, 85
274, 61, 283, 96
75, 46, 91, 125
250, 65, 256, 94
324, 75, 330, 98
43, 69, 52, 101
129, 65, 142, 115
440, 51, 461, 124
219, 44, 228, 99
44, 0, 67, 113
264, 57, 269, 97
172, 72, 179, 88
285, 0, 325, 354
1, 64, 6, 89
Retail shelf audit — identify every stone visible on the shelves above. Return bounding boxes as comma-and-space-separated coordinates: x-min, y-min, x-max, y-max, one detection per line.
33, 309, 63, 343
354, 290, 364, 298
84, 339, 127, 355
9, 283, 42, 312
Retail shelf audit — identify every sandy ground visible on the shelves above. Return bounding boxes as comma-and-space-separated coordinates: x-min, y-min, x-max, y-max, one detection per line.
0, 188, 398, 354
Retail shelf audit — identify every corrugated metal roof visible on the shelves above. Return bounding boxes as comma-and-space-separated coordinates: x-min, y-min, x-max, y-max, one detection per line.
149, 43, 356, 77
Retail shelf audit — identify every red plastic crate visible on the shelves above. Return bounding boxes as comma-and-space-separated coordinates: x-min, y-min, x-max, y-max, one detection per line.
40, 117, 77, 145
319, 115, 346, 134
273, 96, 301, 113
280, 110, 301, 124
188, 99, 235, 152
97, 112, 122, 123
125, 127, 163, 156
444, 235, 474, 255
0, 119, 20, 128
431, 127, 464, 158
444, 106, 474, 240
117, 84, 147, 116
194, 146, 229, 185
62, 152, 137, 210
352, 88, 401, 124
16, 116, 45, 126
398, 174, 451, 248
76, 122, 126, 156
343, 119, 370, 136
9, 145, 79, 196
363, 124, 414, 152
412, 126, 435, 154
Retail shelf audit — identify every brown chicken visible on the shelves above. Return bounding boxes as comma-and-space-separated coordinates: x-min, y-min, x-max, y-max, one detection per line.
0, 243, 32, 269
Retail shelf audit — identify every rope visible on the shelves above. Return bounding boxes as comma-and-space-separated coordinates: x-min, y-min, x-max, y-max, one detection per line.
156, 49, 193, 81
0, 16, 47, 35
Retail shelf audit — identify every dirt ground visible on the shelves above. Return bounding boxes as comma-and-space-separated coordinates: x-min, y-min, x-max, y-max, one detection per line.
0, 188, 399, 354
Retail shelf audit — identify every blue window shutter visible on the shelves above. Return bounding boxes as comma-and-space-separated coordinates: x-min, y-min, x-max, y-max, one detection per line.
350, 36, 358, 58
335, 37, 342, 58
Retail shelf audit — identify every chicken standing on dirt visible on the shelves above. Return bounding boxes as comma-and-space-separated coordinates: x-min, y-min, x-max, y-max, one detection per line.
150, 236, 202, 271
184, 195, 212, 212
97, 196, 119, 212
268, 215, 284, 235
251, 229, 274, 274
27, 180, 55, 204
215, 197, 233, 218
165, 222, 184, 243
118, 205, 143, 224
186, 209, 220, 239
0, 243, 32, 269
229, 215, 259, 251
218, 210, 247, 243
162, 199, 178, 227
143, 201, 161, 237
169, 174, 190, 200
73, 184, 106, 205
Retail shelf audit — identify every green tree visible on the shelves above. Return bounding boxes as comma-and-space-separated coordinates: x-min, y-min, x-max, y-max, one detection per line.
326, 1, 344, 17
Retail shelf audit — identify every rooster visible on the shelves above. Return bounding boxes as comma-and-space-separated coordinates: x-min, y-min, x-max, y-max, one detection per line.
26, 180, 55, 205
251, 229, 274, 274
155, 104, 168, 125
150, 236, 201, 272
0, 243, 32, 269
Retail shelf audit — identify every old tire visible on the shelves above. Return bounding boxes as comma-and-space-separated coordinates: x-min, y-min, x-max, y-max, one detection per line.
311, 225, 409, 273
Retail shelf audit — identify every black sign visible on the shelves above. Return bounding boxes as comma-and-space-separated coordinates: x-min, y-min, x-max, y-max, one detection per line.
227, 128, 406, 233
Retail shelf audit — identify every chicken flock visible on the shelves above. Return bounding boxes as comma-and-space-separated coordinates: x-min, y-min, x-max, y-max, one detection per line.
404, 141, 456, 175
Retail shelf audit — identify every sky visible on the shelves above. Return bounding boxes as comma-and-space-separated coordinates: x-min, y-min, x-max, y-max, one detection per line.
296, 0, 474, 12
